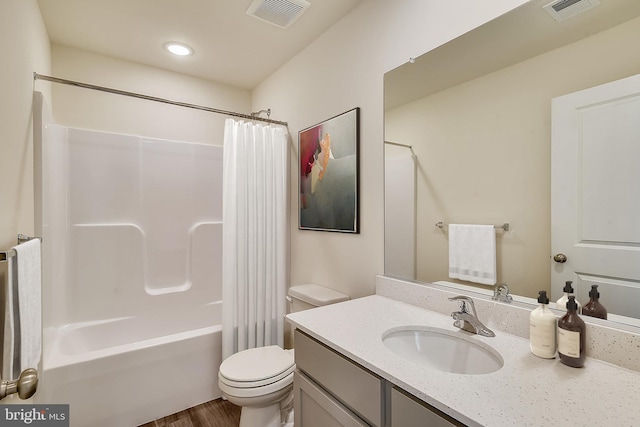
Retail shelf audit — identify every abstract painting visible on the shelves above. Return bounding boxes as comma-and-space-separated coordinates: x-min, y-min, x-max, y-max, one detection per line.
299, 108, 359, 233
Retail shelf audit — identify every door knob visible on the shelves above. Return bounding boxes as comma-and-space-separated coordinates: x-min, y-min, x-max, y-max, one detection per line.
553, 253, 567, 263
0, 368, 38, 400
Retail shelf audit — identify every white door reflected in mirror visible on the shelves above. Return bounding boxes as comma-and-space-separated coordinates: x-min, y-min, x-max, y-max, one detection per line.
551, 73, 640, 319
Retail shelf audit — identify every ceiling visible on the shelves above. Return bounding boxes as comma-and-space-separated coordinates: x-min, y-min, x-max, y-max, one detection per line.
37, 0, 363, 90
384, 0, 640, 111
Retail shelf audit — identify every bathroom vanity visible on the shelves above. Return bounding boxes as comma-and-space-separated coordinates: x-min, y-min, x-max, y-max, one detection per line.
286, 278, 640, 426
294, 329, 462, 426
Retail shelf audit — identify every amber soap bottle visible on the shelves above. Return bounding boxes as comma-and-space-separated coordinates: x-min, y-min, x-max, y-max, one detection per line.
557, 296, 586, 368
582, 284, 607, 320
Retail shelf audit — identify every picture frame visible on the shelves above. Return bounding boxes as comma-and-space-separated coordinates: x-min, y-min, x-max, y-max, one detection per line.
298, 107, 360, 233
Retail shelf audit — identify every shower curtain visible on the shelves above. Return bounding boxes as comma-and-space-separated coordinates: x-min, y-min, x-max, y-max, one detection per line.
222, 119, 288, 360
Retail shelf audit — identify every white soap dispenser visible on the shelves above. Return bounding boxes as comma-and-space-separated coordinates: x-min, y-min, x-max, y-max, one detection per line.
530, 291, 557, 359
556, 281, 581, 313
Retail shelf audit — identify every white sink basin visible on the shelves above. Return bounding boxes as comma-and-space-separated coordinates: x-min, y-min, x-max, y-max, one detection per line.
382, 326, 503, 375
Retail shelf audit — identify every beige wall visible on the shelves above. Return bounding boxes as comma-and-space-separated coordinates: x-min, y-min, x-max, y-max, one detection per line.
48, 45, 252, 144
1, 0, 528, 301
252, 0, 528, 299
0, 0, 51, 249
385, 16, 640, 298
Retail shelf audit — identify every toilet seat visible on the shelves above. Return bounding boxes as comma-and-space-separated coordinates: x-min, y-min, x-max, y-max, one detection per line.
219, 371, 294, 399
219, 346, 295, 389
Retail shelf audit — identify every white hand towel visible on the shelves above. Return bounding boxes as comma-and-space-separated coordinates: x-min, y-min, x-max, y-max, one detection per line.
3, 239, 42, 379
448, 224, 497, 285
3, 258, 16, 379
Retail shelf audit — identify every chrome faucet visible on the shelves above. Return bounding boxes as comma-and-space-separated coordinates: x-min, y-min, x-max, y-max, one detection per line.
449, 296, 495, 337
492, 283, 513, 303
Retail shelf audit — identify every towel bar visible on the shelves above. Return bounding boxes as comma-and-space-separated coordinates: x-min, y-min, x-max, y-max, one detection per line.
0, 249, 16, 262
0, 234, 43, 261
435, 221, 510, 232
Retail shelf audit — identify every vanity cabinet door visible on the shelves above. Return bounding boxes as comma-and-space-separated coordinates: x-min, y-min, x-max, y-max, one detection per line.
294, 330, 383, 426
391, 387, 464, 427
294, 371, 369, 427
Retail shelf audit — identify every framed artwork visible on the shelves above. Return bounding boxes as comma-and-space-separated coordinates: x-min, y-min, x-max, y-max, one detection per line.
299, 107, 360, 233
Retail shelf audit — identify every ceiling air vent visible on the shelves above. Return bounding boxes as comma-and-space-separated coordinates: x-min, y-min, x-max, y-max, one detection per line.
543, 0, 600, 22
246, 0, 311, 29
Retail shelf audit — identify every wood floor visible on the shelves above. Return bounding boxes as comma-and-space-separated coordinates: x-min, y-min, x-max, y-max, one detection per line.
139, 398, 241, 427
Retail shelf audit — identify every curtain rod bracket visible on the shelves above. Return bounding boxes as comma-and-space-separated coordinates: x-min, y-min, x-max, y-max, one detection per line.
251, 108, 271, 119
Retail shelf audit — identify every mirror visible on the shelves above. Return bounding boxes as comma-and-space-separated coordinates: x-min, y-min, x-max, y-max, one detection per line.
384, 0, 640, 326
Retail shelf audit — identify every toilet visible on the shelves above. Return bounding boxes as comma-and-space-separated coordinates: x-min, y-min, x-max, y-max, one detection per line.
218, 284, 349, 427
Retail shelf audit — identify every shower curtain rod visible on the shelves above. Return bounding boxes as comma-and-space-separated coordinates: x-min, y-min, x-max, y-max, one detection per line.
384, 140, 415, 155
384, 141, 412, 149
33, 73, 288, 127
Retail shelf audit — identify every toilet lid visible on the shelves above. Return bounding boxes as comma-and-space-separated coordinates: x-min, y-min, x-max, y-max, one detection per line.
219, 346, 295, 386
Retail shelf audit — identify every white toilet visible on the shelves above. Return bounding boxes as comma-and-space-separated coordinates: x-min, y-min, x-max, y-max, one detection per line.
218, 284, 349, 427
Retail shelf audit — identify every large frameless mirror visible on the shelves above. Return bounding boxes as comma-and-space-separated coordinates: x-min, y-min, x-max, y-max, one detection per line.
384, 0, 640, 327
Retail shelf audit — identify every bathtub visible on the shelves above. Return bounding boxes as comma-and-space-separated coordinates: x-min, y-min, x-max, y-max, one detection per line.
36, 124, 226, 426
38, 301, 223, 427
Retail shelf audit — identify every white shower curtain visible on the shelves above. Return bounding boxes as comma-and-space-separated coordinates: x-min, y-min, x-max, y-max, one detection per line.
222, 118, 288, 361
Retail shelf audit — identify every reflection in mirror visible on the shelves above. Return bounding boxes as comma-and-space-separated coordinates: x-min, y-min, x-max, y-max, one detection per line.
384, 0, 640, 326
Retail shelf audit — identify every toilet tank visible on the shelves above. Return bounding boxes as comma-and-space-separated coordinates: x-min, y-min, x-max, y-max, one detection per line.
287, 284, 350, 313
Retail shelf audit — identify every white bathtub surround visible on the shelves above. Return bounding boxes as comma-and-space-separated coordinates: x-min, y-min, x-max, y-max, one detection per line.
222, 119, 288, 360
39, 125, 224, 425
286, 289, 640, 426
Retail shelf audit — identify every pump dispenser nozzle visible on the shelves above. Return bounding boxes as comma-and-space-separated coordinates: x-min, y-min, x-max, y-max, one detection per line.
537, 291, 549, 304
557, 280, 580, 313
563, 281, 574, 293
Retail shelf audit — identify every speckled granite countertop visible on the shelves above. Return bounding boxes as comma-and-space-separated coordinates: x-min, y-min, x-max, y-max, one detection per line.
286, 295, 640, 427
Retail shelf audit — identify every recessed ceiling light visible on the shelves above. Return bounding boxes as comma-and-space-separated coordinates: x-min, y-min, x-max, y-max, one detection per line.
164, 42, 193, 56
